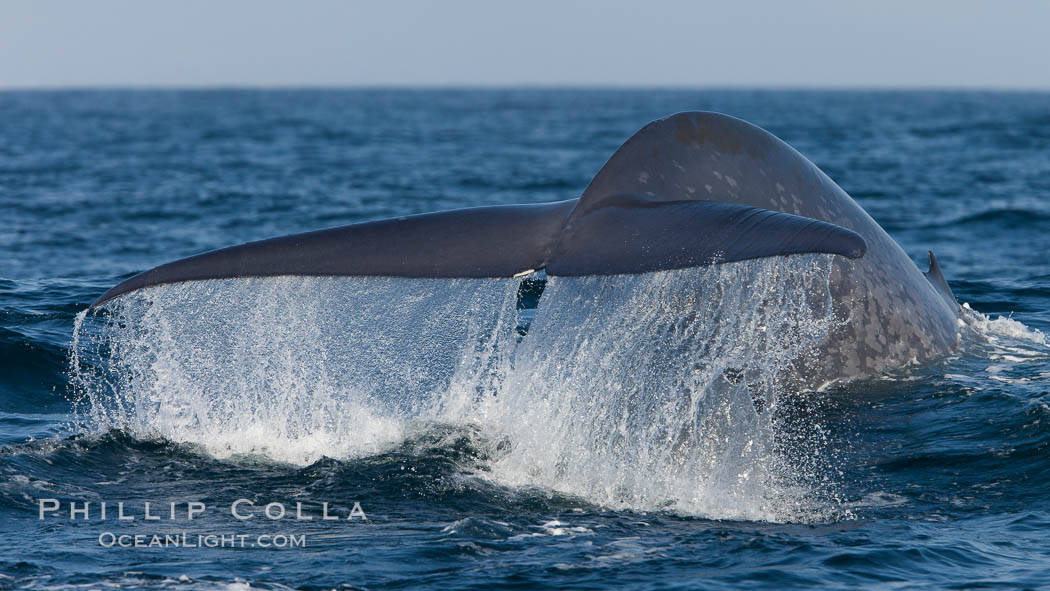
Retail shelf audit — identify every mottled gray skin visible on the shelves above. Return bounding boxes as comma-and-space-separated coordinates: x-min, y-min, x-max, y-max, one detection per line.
582, 112, 960, 383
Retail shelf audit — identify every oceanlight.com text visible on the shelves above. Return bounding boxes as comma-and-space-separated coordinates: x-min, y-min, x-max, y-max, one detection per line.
98, 532, 307, 549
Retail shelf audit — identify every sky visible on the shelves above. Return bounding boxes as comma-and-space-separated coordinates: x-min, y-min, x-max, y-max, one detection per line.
2, 0, 1049, 89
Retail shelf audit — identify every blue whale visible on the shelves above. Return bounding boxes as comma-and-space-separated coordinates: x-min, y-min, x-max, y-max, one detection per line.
91, 112, 960, 383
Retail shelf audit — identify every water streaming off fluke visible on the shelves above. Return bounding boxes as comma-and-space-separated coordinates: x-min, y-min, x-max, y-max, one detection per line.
71, 255, 845, 521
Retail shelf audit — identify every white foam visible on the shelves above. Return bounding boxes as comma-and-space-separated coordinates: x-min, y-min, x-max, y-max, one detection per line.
960, 302, 1048, 349
847, 491, 909, 509
956, 303, 1049, 384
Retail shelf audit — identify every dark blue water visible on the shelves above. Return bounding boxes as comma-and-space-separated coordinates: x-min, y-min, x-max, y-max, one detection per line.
2, 90, 1049, 590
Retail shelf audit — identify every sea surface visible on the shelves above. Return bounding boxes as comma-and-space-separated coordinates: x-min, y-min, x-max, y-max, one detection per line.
2, 89, 1049, 590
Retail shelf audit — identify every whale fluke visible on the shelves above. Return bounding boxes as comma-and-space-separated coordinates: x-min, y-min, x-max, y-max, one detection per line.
91, 200, 575, 308
90, 193, 864, 309
546, 193, 864, 276
89, 111, 874, 310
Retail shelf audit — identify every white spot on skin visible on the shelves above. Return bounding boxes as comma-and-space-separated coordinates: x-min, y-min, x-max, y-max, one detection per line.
725, 176, 738, 188
776, 183, 785, 193
638, 172, 649, 184
686, 186, 696, 194
705, 184, 713, 193
712, 171, 723, 180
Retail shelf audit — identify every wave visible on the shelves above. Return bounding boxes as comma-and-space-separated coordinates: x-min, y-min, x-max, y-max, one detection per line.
925, 208, 1050, 229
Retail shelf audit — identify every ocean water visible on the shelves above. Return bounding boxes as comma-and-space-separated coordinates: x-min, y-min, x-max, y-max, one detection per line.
2, 89, 1049, 590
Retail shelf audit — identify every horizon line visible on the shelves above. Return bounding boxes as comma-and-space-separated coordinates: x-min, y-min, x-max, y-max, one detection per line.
2, 82, 1049, 93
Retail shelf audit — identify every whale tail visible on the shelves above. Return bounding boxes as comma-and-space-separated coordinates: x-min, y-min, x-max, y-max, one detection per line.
90, 113, 868, 310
